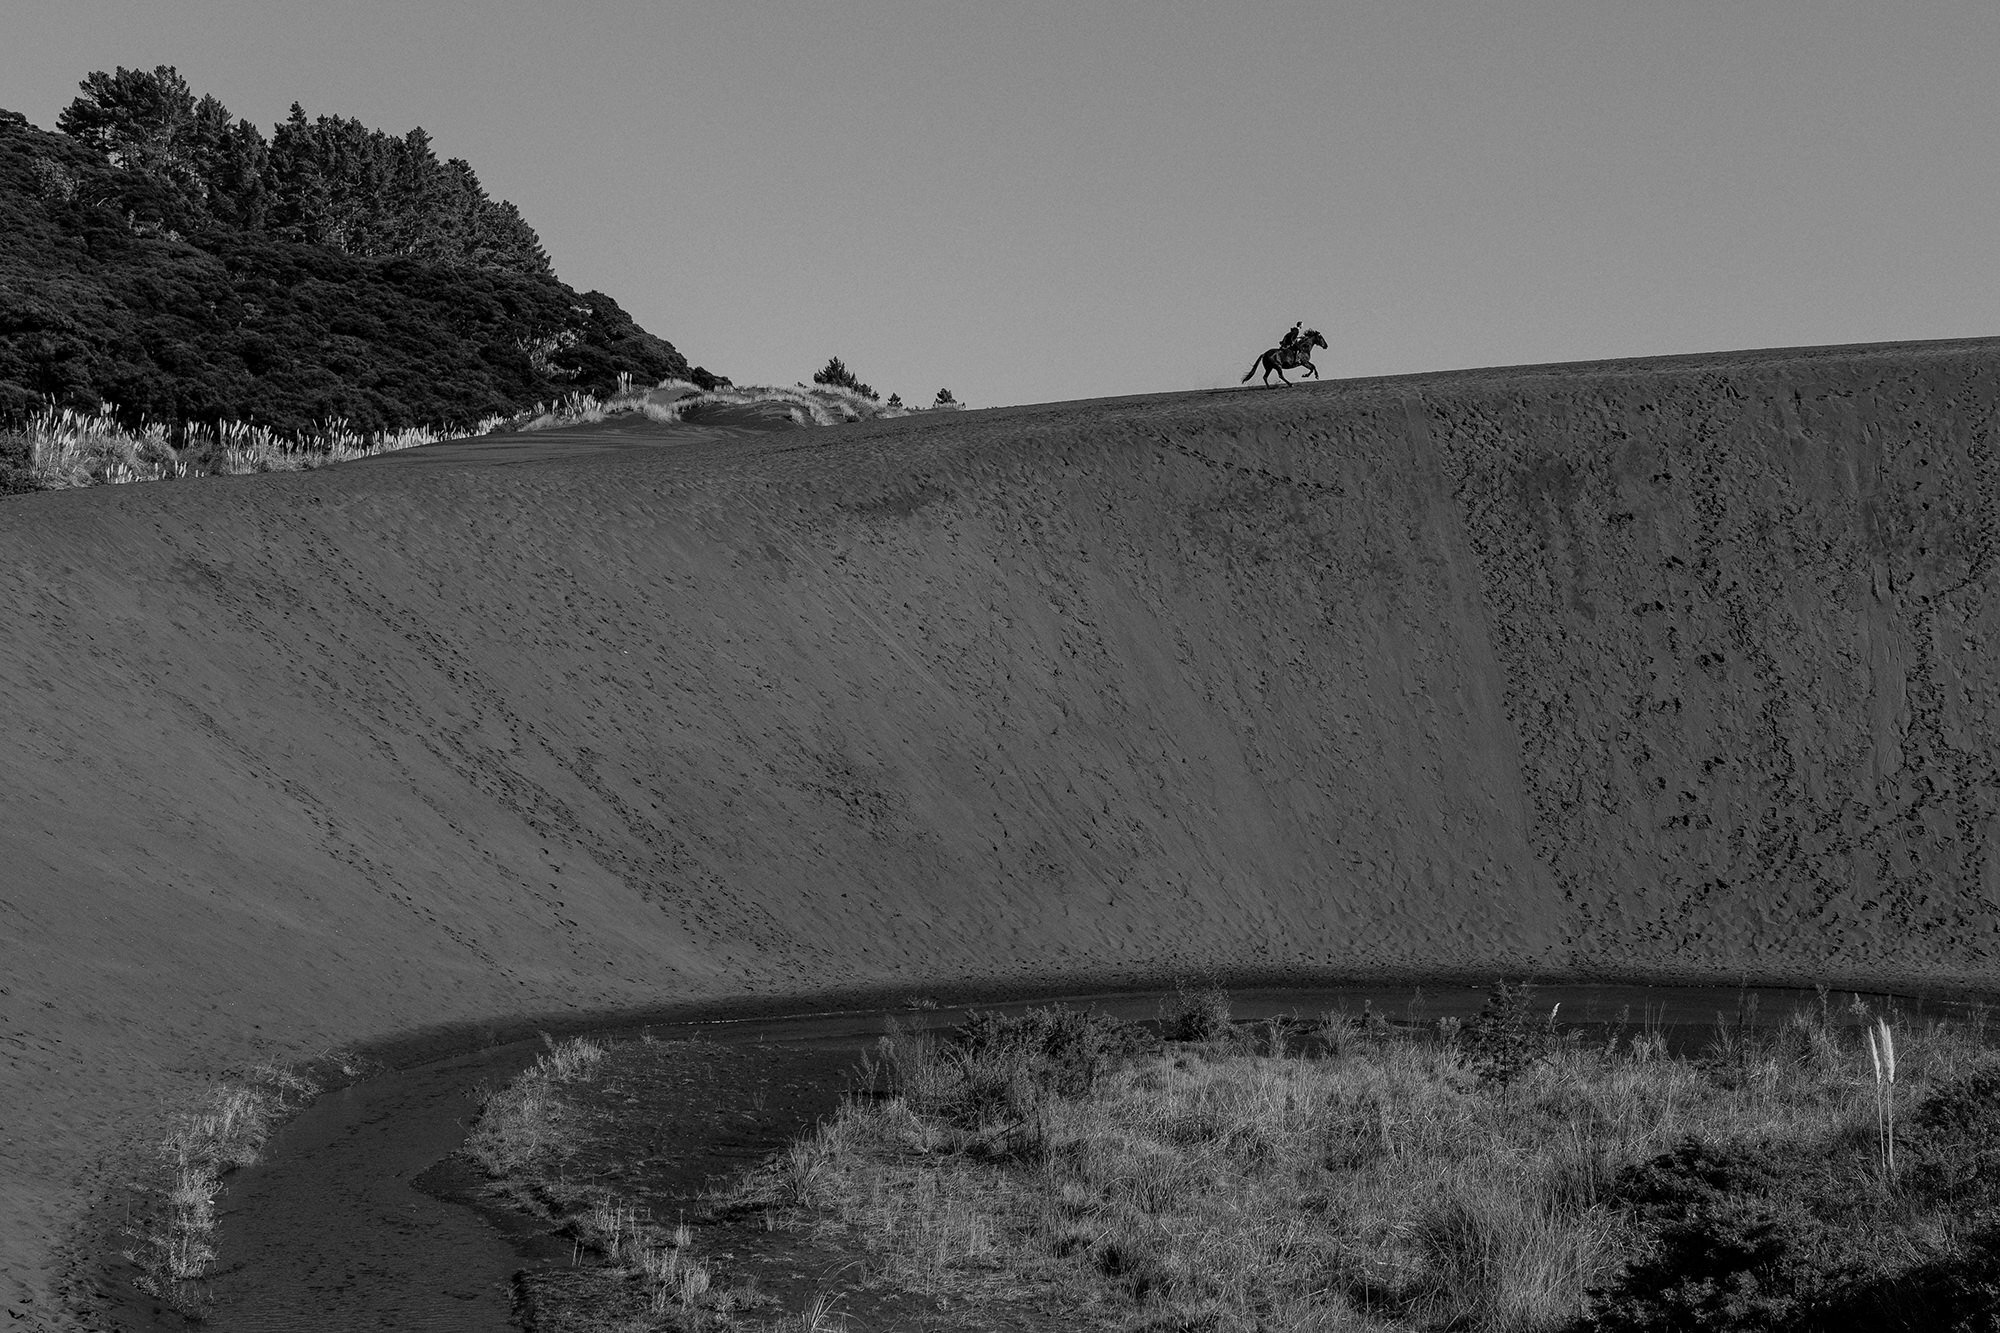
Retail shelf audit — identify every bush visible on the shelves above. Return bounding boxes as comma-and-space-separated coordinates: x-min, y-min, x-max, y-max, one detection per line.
1591, 1195, 1822, 1332
1592, 1140, 1825, 1332
887, 1005, 1152, 1133
1164, 985, 1232, 1043
811, 356, 877, 401
0, 427, 37, 492
1815, 1229, 2000, 1333
1609, 1140, 1789, 1224
1903, 1059, 2000, 1205
955, 1005, 1152, 1100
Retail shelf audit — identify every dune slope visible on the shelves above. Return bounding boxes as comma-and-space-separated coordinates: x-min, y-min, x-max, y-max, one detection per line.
6, 339, 2000, 1317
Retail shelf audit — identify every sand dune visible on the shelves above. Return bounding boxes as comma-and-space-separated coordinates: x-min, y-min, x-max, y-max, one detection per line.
6, 338, 2000, 1319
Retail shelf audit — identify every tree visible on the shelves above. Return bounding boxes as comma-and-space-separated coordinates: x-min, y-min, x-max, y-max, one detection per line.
812, 355, 878, 400
57, 68, 273, 232
263, 106, 550, 275
1, 105, 703, 434
933, 387, 956, 405
198, 109, 271, 231
58, 66, 200, 179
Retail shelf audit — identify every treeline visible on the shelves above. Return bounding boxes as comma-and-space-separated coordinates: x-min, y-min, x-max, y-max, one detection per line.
51, 67, 547, 275
1, 66, 715, 435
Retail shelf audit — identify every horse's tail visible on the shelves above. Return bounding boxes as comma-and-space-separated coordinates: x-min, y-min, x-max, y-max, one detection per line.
1241, 353, 1263, 384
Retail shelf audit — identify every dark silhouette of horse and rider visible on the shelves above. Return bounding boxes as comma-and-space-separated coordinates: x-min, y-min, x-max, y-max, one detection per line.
1243, 320, 1327, 385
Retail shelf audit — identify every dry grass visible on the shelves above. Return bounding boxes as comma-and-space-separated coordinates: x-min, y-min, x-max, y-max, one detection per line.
740, 996, 2000, 1332
515, 376, 964, 435
7, 371, 963, 494
7, 402, 509, 489
121, 1059, 330, 1317
566, 1194, 728, 1320
463, 1034, 607, 1176
465, 1035, 801, 1329
646, 381, 906, 427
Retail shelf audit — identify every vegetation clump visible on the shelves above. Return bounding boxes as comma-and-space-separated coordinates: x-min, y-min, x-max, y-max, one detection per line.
748, 989, 2000, 1331
890, 1005, 1155, 1132
811, 356, 878, 402
1458, 979, 1560, 1086
1164, 982, 1233, 1043
120, 1050, 363, 1319
0, 66, 714, 451
453, 991, 2000, 1331
463, 1034, 606, 1176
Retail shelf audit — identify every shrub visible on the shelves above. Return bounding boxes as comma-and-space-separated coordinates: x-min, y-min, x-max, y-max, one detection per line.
0, 427, 35, 492
896, 1006, 1152, 1133
811, 356, 877, 401
954, 1005, 1152, 1100
1608, 1139, 1789, 1224
1815, 1229, 2000, 1333
1590, 1194, 1822, 1332
1592, 1140, 1824, 1332
1164, 984, 1232, 1043
1899, 1058, 2000, 1206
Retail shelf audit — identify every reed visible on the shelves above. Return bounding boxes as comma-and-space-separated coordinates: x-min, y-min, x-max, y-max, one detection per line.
1867, 1016, 1898, 1182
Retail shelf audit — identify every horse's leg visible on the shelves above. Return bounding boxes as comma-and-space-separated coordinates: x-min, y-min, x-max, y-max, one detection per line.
1303, 359, 1320, 379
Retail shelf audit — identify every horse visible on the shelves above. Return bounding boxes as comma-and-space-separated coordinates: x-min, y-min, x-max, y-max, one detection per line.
1242, 329, 1327, 385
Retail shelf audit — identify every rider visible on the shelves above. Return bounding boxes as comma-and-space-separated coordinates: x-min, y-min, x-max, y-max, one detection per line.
1279, 320, 1303, 354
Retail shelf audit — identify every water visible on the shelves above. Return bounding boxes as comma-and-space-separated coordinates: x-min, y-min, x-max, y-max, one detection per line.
179, 981, 1973, 1331
201, 1041, 546, 1332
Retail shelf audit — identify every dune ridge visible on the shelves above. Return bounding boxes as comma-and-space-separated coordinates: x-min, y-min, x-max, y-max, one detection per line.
5, 337, 2000, 1319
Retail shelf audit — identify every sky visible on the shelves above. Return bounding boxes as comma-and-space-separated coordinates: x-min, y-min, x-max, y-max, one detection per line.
5, 1, 1999, 409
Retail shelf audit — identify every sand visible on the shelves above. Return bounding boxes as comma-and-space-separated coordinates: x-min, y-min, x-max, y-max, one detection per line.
5, 338, 2000, 1323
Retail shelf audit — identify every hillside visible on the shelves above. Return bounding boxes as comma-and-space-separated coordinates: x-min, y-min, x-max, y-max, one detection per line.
0, 70, 711, 440
6, 339, 2000, 1321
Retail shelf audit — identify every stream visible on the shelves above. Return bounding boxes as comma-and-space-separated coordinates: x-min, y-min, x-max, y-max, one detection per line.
132, 981, 1975, 1331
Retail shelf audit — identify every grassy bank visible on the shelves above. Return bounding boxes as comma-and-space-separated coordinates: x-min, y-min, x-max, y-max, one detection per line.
740, 988, 2000, 1332
513, 377, 966, 432
460, 1033, 843, 1331
1, 402, 510, 490
1, 377, 941, 494
465, 988, 2000, 1331
117, 1049, 365, 1319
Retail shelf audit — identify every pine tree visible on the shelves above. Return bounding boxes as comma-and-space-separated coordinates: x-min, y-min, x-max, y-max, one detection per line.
266, 104, 333, 246
813, 356, 878, 401
58, 65, 198, 179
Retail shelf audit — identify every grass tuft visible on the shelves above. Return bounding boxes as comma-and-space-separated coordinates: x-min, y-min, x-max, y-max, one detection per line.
463, 1034, 607, 1175
121, 1062, 326, 1317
